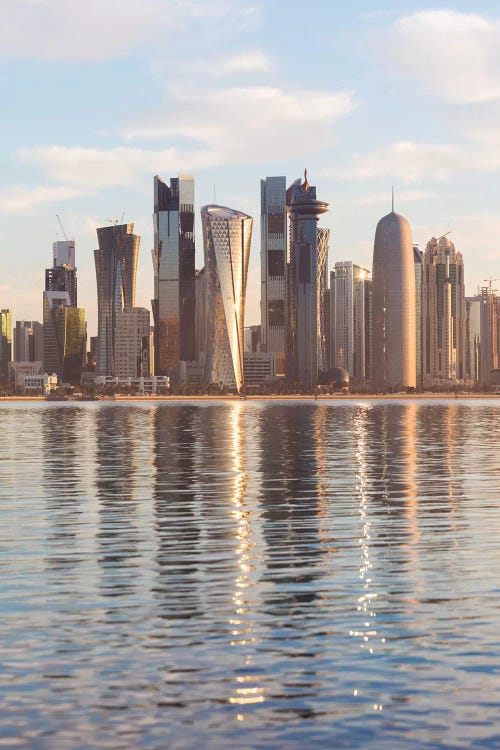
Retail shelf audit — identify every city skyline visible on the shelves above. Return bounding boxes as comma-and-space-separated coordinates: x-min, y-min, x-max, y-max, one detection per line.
3, 2, 500, 336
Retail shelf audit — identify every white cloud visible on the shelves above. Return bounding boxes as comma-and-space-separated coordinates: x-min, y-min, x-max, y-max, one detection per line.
0, 0, 256, 61
0, 185, 82, 213
19, 145, 221, 190
216, 50, 271, 74
332, 140, 500, 184
125, 86, 356, 162
381, 10, 500, 104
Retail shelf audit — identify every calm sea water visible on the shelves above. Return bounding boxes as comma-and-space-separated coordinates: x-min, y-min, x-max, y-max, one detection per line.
0, 400, 499, 749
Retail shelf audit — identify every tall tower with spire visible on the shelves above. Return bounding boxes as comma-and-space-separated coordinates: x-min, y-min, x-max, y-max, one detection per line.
372, 195, 416, 389
286, 170, 329, 389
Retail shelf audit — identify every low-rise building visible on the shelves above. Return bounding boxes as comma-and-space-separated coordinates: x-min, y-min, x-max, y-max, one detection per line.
243, 352, 280, 386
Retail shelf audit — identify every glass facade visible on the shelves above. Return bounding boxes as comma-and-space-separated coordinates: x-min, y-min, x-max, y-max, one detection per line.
94, 224, 139, 376
152, 175, 195, 375
372, 210, 416, 389
0, 309, 12, 385
201, 205, 253, 389
286, 176, 329, 389
260, 177, 290, 373
43, 292, 86, 384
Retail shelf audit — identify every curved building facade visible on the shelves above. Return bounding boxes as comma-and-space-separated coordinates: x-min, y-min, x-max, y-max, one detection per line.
372, 209, 416, 389
201, 205, 253, 390
94, 223, 139, 376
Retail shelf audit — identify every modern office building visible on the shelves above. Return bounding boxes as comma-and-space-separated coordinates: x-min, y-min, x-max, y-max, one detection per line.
115, 307, 151, 378
421, 235, 466, 386
465, 296, 481, 383
414, 247, 424, 388
286, 171, 329, 389
201, 205, 253, 389
94, 223, 139, 376
329, 261, 371, 381
152, 175, 195, 376
0, 309, 12, 385
43, 291, 86, 383
372, 202, 416, 390
46, 240, 77, 307
194, 267, 206, 361
260, 176, 298, 375
13, 320, 43, 363
478, 285, 500, 386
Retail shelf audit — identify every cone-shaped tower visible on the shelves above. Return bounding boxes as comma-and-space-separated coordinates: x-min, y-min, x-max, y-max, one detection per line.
372, 201, 416, 389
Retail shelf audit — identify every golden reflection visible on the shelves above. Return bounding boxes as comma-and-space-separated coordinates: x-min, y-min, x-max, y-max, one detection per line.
227, 403, 266, 713
401, 403, 420, 551
351, 404, 384, 709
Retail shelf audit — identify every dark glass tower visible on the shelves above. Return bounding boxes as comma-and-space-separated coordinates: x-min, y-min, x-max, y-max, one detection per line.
45, 240, 77, 307
152, 175, 195, 376
94, 223, 139, 376
286, 171, 329, 389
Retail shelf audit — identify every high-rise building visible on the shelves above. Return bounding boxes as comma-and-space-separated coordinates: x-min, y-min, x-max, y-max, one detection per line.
414, 247, 424, 389
465, 296, 481, 383
372, 202, 416, 390
201, 205, 253, 389
46, 240, 77, 307
152, 175, 195, 376
478, 285, 500, 386
194, 268, 206, 361
329, 262, 371, 381
260, 176, 298, 375
43, 291, 86, 384
94, 223, 139, 376
421, 236, 466, 386
0, 309, 12, 385
286, 171, 329, 389
13, 320, 43, 363
115, 307, 151, 378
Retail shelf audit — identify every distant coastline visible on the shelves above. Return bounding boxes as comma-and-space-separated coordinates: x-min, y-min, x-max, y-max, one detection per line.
1, 393, 500, 403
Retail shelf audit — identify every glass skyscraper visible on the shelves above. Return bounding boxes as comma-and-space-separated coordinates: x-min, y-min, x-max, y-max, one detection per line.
0, 309, 12, 385
43, 292, 86, 384
201, 205, 253, 390
286, 172, 329, 389
94, 223, 139, 376
372, 205, 416, 390
152, 175, 195, 376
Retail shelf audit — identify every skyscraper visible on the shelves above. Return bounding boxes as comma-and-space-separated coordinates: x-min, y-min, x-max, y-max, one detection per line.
329, 261, 371, 381
13, 320, 43, 363
414, 247, 424, 389
201, 205, 253, 389
0, 309, 12, 385
260, 176, 296, 375
115, 307, 151, 378
46, 240, 77, 307
43, 291, 86, 384
372, 202, 416, 390
152, 175, 195, 376
421, 235, 466, 385
94, 223, 139, 376
286, 171, 329, 389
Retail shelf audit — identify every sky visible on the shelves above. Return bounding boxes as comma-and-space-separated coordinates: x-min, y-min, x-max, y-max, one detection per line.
2, 0, 500, 336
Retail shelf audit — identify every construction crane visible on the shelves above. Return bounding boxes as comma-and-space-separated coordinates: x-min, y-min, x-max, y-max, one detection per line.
56, 214, 72, 242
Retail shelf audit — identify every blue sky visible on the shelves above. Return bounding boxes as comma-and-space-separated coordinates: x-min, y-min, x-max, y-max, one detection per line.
2, 0, 500, 334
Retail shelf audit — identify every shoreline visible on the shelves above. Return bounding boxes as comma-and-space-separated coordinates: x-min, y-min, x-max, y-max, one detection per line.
1, 393, 499, 403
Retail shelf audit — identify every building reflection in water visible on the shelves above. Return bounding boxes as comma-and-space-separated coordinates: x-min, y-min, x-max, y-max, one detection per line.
95, 405, 143, 599
152, 404, 202, 621
42, 406, 85, 574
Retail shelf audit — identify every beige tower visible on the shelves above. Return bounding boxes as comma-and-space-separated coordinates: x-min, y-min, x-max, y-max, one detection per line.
372, 204, 416, 389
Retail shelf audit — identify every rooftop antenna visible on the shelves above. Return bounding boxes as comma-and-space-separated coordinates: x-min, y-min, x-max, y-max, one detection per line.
391, 186, 394, 213
213, 178, 217, 205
